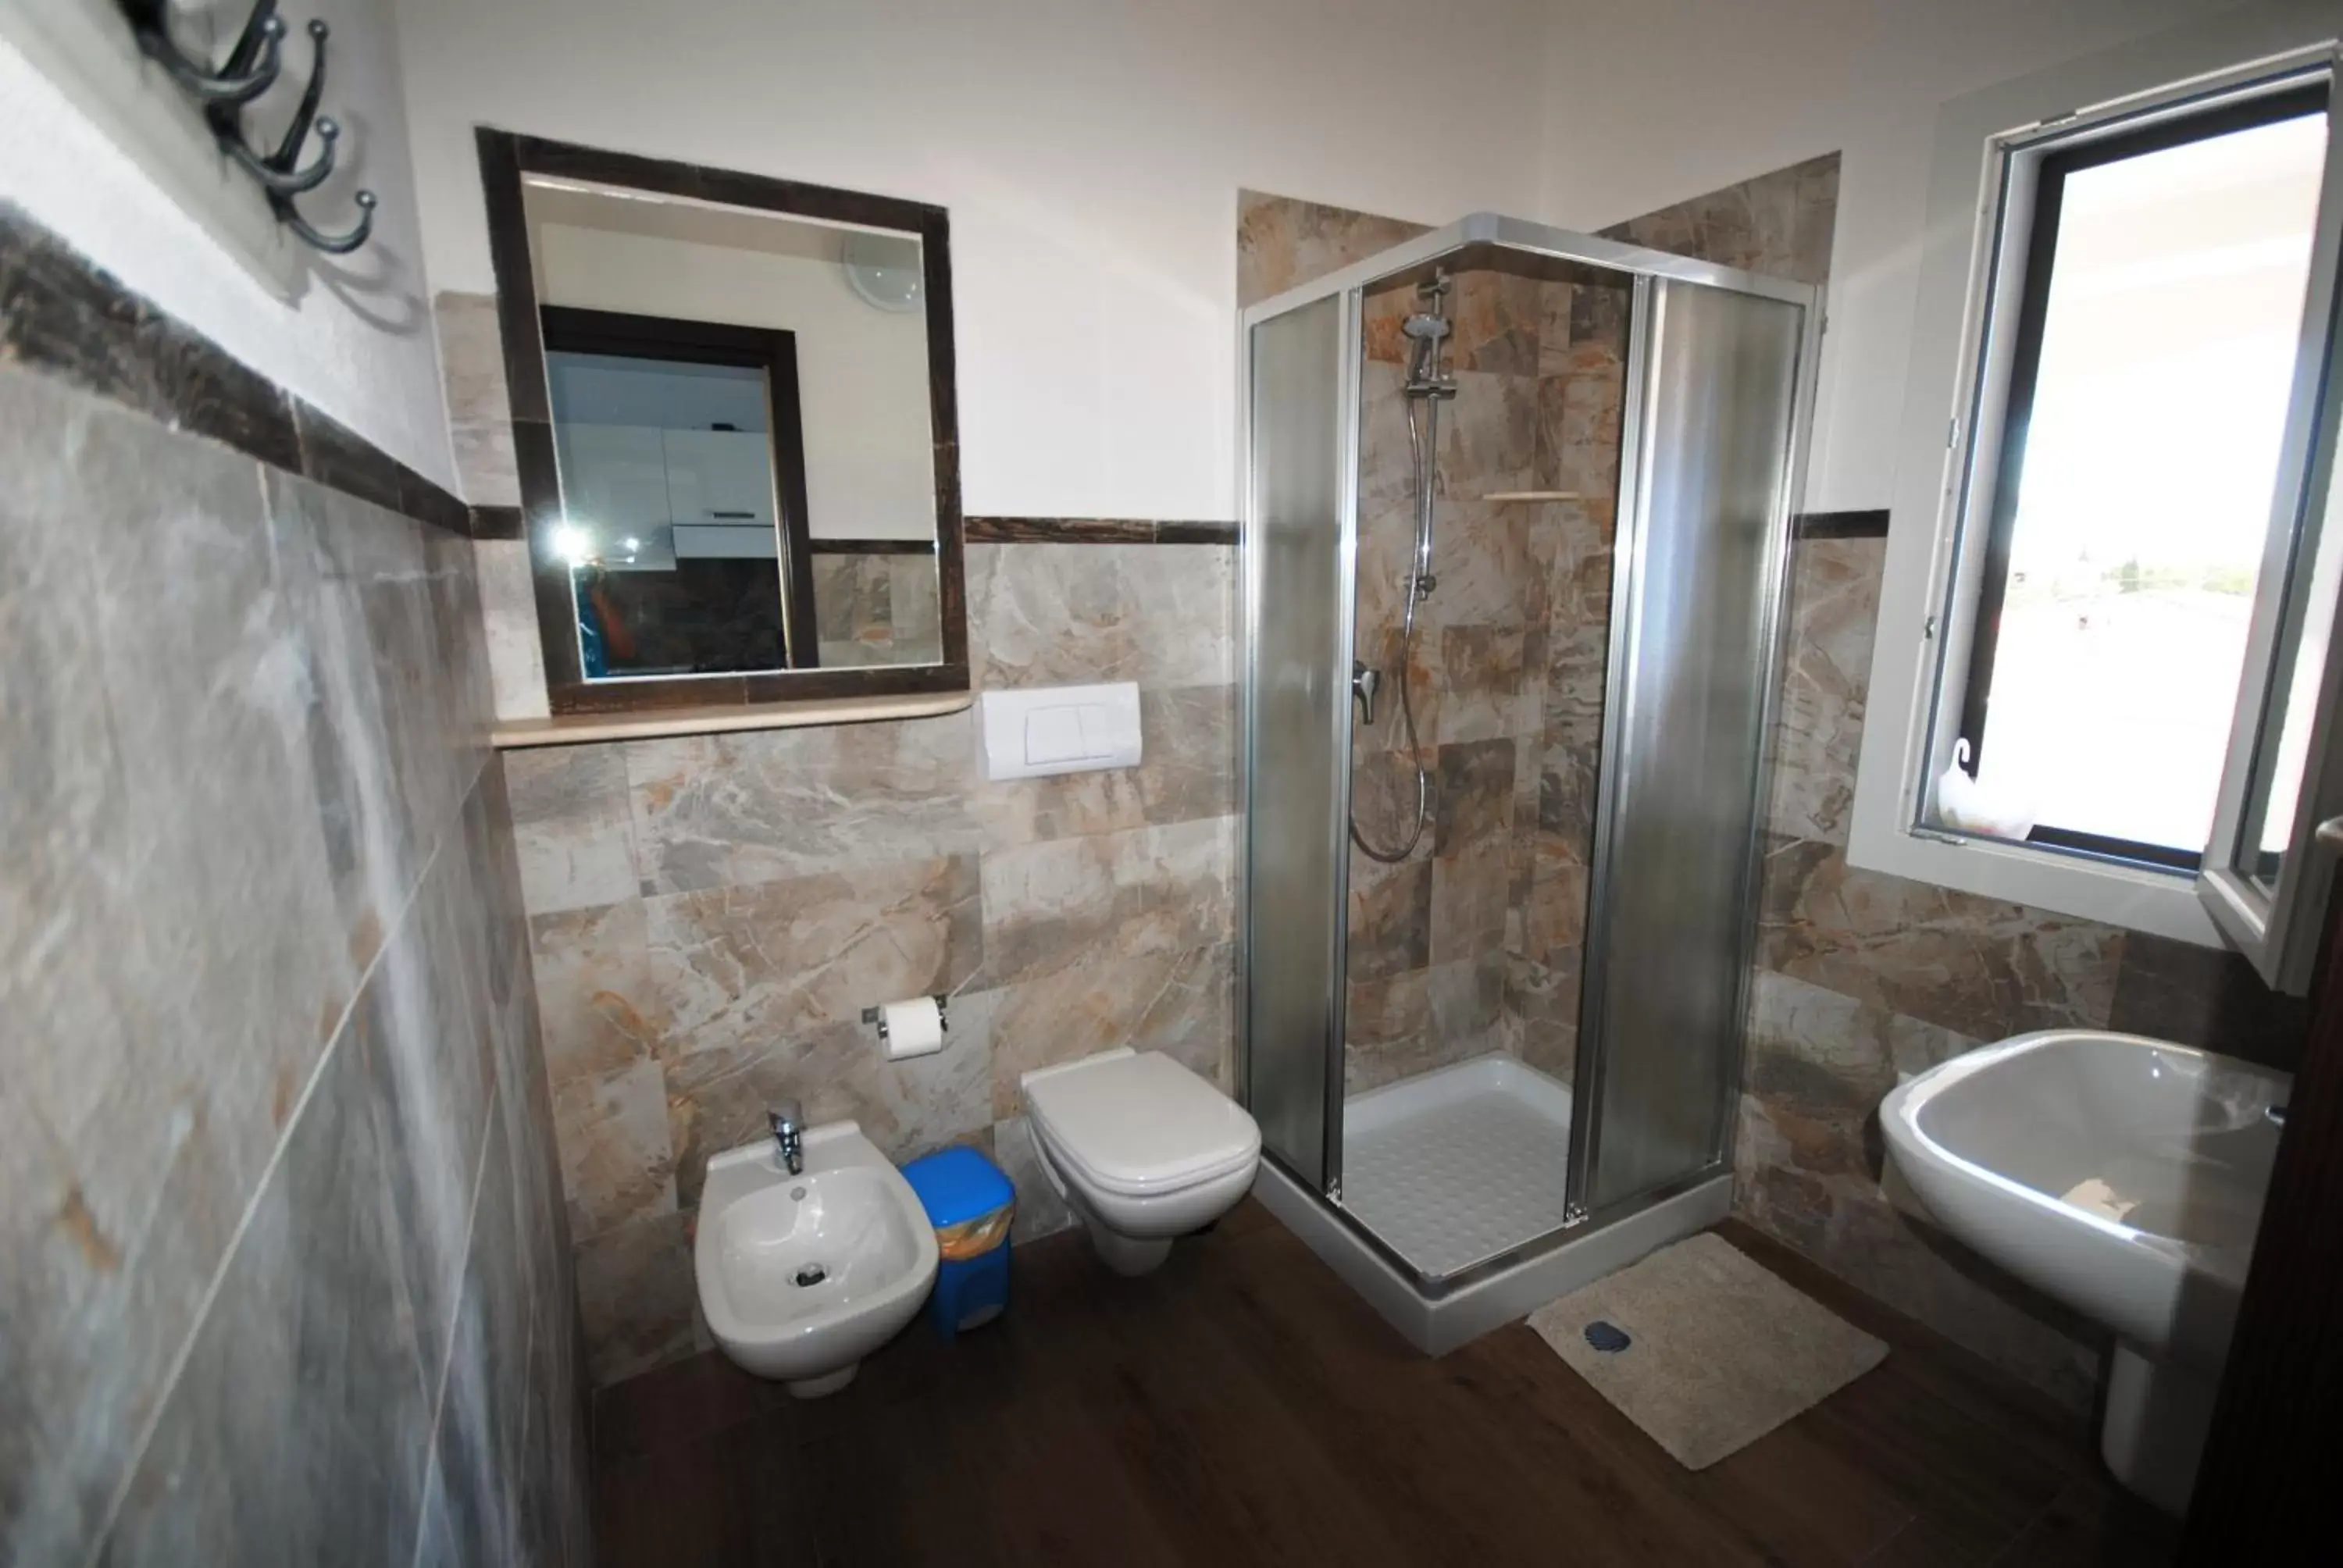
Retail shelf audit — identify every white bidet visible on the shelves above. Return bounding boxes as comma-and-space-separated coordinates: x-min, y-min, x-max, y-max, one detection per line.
693, 1121, 939, 1398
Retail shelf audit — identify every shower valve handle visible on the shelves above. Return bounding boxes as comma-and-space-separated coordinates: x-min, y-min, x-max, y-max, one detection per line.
1352, 662, 1382, 726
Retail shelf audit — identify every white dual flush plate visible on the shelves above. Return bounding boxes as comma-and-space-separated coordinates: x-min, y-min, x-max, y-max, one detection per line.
979, 682, 1143, 781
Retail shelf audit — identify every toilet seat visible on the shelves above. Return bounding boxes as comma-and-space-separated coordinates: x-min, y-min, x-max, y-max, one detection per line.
1022, 1049, 1261, 1199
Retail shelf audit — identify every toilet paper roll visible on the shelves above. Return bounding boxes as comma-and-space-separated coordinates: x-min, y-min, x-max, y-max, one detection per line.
879, 996, 946, 1061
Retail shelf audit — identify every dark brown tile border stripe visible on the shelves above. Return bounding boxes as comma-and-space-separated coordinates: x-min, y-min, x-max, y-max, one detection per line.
808, 538, 936, 555
975, 512, 1858, 547
469, 504, 526, 540
0, 200, 474, 537
966, 516, 1239, 545
1794, 508, 1889, 540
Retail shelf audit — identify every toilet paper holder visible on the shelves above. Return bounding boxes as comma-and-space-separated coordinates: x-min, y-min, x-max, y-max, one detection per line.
862, 996, 949, 1039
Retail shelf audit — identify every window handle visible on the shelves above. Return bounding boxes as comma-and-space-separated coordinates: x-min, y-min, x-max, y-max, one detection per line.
2316, 816, 2343, 853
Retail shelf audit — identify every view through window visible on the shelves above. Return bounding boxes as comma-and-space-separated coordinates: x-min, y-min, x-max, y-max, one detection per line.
1961, 88, 2329, 867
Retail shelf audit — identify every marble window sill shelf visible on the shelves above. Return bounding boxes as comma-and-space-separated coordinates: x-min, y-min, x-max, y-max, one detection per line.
491, 690, 975, 749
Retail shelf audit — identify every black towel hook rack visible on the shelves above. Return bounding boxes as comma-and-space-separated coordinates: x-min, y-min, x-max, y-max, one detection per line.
117, 0, 376, 255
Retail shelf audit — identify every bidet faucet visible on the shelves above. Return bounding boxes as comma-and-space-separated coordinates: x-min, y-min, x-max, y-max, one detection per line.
769, 1100, 804, 1174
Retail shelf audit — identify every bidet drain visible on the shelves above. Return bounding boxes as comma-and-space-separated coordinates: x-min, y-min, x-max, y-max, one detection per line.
793, 1263, 828, 1287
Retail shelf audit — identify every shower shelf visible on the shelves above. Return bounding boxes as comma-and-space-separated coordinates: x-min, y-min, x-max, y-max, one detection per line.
1480, 490, 1582, 502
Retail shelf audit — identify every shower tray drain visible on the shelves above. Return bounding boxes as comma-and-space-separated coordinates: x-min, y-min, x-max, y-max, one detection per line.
793, 1263, 829, 1287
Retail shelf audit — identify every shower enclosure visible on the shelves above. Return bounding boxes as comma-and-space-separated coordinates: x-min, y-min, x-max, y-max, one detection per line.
1239, 214, 1816, 1350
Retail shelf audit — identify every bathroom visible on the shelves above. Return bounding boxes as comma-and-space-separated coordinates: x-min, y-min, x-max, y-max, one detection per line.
5, 0, 2341, 1560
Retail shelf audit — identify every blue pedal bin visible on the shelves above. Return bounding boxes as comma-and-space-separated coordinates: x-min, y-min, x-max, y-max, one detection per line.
900, 1145, 1016, 1339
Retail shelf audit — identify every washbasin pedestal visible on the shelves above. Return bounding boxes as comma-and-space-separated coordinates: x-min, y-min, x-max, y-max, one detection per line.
1878, 1029, 2287, 1516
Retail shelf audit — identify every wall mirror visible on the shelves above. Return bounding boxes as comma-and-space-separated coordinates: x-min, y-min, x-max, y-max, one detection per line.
477, 130, 966, 713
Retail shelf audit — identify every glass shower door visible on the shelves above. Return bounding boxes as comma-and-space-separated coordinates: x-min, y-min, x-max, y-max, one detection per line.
1574, 277, 1807, 1213
1241, 292, 1357, 1193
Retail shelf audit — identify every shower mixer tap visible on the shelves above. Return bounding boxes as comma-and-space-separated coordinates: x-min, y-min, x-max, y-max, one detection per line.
1352, 662, 1382, 726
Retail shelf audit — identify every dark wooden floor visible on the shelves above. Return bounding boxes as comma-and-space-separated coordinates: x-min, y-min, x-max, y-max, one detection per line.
591, 1203, 2177, 1566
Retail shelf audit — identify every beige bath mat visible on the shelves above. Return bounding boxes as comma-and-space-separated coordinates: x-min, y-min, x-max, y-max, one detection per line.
1525, 1232, 1886, 1470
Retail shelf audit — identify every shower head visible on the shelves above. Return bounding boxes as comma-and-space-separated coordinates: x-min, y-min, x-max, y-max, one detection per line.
1402, 313, 1451, 340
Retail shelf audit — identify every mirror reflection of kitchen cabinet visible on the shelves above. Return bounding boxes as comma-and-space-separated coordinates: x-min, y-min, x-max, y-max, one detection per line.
539, 310, 816, 679
555, 423, 672, 542
664, 428, 775, 526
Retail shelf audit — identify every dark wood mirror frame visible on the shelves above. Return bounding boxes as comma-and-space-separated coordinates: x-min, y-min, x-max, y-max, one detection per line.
475, 127, 969, 716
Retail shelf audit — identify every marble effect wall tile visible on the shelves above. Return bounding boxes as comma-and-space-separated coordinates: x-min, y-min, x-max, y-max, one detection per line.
1337, 230, 1630, 1095
1435, 625, 1533, 746
1441, 373, 1539, 497
2106, 932, 2309, 1071
527, 898, 658, 1087
1355, 360, 1418, 522
1, 370, 355, 1558
1430, 845, 1510, 966
978, 816, 1231, 989
1, 350, 583, 1562
432, 292, 520, 507
95, 1010, 440, 1567
554, 1057, 678, 1242
352, 840, 500, 1386
508, 536, 1242, 1387
1346, 953, 1510, 1093
505, 743, 640, 914
889, 554, 945, 665
1768, 538, 1881, 845
990, 1116, 1076, 1245
474, 538, 550, 723
1347, 852, 1433, 980
1236, 190, 1431, 309
415, 1110, 532, 1568
1127, 543, 1236, 688
979, 935, 1234, 1116
646, 851, 982, 1053
573, 1209, 697, 1388
966, 542, 1136, 688
1450, 266, 1542, 377
1757, 834, 2124, 1043
967, 540, 1236, 693
1432, 738, 1515, 858
1431, 503, 1542, 629
664, 994, 993, 1210
1510, 949, 1581, 1082
626, 711, 982, 894
1735, 971, 2101, 1413
1600, 154, 1841, 290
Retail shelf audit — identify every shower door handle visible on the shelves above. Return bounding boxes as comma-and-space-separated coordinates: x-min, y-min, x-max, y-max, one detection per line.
1351, 662, 1382, 726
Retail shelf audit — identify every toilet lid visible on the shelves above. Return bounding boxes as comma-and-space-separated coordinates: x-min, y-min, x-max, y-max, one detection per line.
1023, 1050, 1261, 1198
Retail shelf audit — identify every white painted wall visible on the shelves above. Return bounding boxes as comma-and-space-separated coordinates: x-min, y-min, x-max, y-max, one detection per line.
9, 0, 2313, 519
1535, 0, 2255, 511
0, 0, 456, 487
389, 0, 1552, 522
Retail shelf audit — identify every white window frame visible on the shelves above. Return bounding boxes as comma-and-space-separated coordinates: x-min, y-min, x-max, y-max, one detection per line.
1853, 8, 2343, 980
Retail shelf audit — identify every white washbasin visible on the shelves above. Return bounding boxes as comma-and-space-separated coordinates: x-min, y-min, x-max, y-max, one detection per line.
1881, 1029, 2288, 1515
694, 1121, 938, 1398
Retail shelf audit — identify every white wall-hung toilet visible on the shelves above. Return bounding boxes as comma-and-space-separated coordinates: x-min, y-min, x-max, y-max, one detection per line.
1021, 1048, 1262, 1277
1880, 1030, 2288, 1516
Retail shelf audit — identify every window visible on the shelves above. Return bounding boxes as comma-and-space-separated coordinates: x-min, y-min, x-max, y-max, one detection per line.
1856, 40, 2343, 992
1956, 87, 2329, 872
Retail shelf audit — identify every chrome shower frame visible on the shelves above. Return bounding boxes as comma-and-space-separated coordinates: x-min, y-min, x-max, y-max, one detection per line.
1236, 212, 1823, 1338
